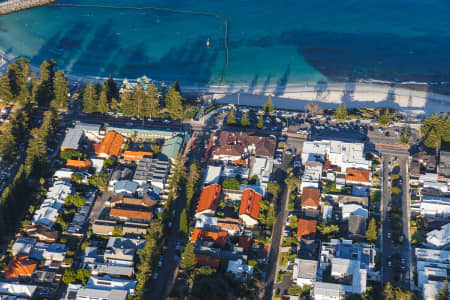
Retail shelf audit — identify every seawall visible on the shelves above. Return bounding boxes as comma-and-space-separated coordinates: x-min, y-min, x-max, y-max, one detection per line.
0, 0, 55, 15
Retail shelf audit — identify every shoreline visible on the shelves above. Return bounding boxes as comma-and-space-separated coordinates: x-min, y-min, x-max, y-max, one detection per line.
1, 49, 450, 116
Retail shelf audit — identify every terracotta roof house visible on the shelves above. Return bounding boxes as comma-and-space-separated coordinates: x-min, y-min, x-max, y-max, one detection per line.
195, 184, 222, 217
123, 150, 153, 161
301, 188, 320, 211
111, 194, 157, 209
109, 208, 152, 223
109, 194, 156, 223
345, 168, 371, 186
24, 224, 59, 243
3, 256, 38, 279
239, 189, 262, 227
66, 159, 91, 170
217, 218, 242, 235
195, 254, 220, 268
98, 131, 124, 159
191, 228, 227, 247
211, 131, 276, 162
297, 219, 317, 240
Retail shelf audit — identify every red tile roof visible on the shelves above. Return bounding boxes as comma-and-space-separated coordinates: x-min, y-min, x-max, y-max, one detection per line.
123, 150, 153, 161
110, 208, 152, 221
191, 228, 227, 247
239, 189, 262, 220
3, 255, 37, 279
99, 131, 124, 158
297, 219, 317, 240
212, 131, 276, 158
196, 184, 221, 215
195, 254, 220, 268
66, 159, 91, 170
301, 188, 320, 209
346, 168, 370, 183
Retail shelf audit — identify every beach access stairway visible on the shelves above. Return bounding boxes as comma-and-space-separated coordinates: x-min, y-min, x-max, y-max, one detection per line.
0, 0, 55, 15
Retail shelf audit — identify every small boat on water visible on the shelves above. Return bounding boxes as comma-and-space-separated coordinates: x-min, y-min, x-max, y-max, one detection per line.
206, 38, 210, 48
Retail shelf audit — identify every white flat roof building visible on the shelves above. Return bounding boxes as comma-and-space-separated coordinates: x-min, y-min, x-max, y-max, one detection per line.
85, 276, 137, 296
426, 223, 450, 248
195, 215, 218, 230
292, 259, 318, 287
301, 161, 323, 190
204, 165, 222, 186
420, 196, 450, 218
226, 259, 253, 278
301, 140, 370, 172
341, 204, 368, 220
10, 238, 36, 256
0, 282, 37, 298
415, 248, 450, 299
250, 157, 274, 183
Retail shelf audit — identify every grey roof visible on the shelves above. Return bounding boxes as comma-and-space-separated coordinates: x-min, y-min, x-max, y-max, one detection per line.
61, 128, 83, 150
107, 237, 146, 250
160, 135, 184, 161
439, 151, 450, 177
110, 167, 133, 182
133, 158, 169, 184
337, 195, 369, 207
74, 122, 101, 132
77, 288, 128, 300
349, 214, 366, 237
107, 126, 184, 140
293, 259, 318, 280
0, 282, 37, 297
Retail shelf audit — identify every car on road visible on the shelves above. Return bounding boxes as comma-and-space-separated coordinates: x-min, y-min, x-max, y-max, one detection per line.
388, 260, 392, 267
387, 232, 391, 239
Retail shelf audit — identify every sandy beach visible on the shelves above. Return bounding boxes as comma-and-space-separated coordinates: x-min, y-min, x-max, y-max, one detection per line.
1, 49, 450, 116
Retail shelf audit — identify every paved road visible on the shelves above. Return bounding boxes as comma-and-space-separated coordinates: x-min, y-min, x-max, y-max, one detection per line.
263, 154, 293, 300
381, 152, 411, 288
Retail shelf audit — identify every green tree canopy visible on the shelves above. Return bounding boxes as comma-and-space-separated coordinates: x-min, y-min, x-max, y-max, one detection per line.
334, 103, 348, 120
257, 116, 263, 129
179, 208, 188, 239
52, 70, 69, 109
378, 108, 393, 125
83, 83, 98, 113
240, 111, 251, 127
226, 109, 237, 125
222, 178, 240, 190
263, 95, 274, 114
165, 81, 184, 119
65, 194, 87, 208
435, 281, 448, 300
366, 218, 378, 243
181, 242, 195, 273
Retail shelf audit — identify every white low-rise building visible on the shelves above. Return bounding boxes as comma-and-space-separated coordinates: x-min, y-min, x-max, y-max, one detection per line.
84, 275, 137, 295
420, 195, 450, 218
341, 204, 368, 221
426, 223, 450, 248
301, 161, 322, 190
0, 282, 37, 298
226, 259, 253, 278
250, 157, 274, 182
204, 165, 222, 186
292, 259, 317, 287
10, 237, 36, 256
415, 248, 450, 300
301, 140, 371, 172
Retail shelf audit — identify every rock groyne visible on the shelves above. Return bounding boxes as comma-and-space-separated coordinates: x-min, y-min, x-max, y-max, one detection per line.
0, 0, 55, 15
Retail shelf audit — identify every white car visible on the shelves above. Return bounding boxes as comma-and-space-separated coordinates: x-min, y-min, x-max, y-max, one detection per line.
387, 232, 391, 239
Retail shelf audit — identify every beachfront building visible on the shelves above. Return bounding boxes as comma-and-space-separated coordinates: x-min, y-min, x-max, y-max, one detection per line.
211, 131, 276, 162
301, 140, 371, 172
106, 126, 184, 141
74, 122, 102, 142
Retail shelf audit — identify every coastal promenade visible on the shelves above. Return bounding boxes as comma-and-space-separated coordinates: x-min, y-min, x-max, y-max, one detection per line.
183, 82, 450, 116
0, 0, 54, 15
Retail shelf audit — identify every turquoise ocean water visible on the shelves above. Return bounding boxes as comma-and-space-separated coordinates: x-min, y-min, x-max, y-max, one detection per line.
0, 0, 449, 88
